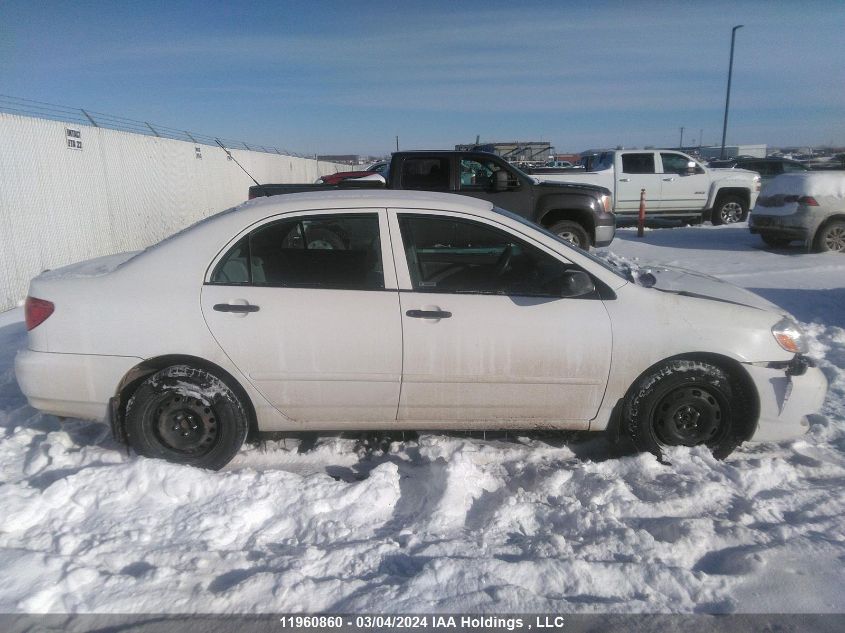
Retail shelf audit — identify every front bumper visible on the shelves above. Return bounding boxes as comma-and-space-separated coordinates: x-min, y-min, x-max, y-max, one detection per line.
744, 358, 828, 442
594, 222, 616, 247
15, 349, 141, 422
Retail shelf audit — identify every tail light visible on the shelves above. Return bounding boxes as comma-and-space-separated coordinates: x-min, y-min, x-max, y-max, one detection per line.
783, 195, 819, 206
248, 191, 258, 200
25, 296, 54, 330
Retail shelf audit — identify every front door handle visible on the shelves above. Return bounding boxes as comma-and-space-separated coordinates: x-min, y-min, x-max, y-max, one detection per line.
213, 303, 260, 313
618, 178, 631, 182
406, 309, 452, 319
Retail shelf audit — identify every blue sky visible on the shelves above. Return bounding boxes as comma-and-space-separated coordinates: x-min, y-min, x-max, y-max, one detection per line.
1, 1, 843, 155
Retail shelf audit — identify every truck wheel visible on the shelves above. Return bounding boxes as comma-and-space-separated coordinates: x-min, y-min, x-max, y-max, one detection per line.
125, 365, 248, 470
624, 360, 746, 461
712, 195, 748, 225
813, 220, 845, 253
760, 233, 791, 248
547, 220, 590, 250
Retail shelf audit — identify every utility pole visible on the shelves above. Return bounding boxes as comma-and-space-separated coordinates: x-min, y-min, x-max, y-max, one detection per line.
395, 136, 399, 152
679, 127, 685, 150
699, 128, 703, 151
720, 25, 744, 159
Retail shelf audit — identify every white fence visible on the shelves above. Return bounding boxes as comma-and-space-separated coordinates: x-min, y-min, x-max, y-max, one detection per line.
0, 113, 353, 311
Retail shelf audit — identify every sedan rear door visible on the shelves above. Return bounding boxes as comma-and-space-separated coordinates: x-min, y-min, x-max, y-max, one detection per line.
201, 209, 402, 423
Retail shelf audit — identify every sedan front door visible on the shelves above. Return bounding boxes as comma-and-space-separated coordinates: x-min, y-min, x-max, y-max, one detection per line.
390, 210, 613, 426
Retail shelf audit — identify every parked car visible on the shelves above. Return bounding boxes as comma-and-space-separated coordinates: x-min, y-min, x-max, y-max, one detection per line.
750, 172, 845, 251
316, 161, 388, 185
539, 150, 761, 224
249, 150, 616, 250
712, 157, 810, 185
16, 190, 826, 470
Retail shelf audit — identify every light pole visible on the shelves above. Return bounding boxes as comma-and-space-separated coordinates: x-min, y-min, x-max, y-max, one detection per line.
720, 24, 744, 159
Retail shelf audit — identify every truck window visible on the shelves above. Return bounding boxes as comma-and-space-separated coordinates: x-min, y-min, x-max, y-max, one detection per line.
459, 158, 518, 190
660, 153, 692, 175
621, 153, 655, 174
400, 158, 450, 191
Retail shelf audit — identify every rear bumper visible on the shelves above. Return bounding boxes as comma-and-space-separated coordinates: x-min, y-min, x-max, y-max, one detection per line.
745, 360, 828, 442
14, 349, 141, 422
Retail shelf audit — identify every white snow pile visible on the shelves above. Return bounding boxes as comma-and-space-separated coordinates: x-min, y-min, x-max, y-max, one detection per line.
0, 223, 844, 614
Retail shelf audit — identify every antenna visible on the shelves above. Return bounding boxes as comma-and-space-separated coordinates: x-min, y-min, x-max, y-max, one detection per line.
215, 138, 271, 198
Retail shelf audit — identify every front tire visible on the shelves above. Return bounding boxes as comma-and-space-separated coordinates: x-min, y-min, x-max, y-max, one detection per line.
125, 365, 248, 470
711, 195, 748, 225
625, 360, 746, 460
547, 220, 590, 250
813, 220, 845, 253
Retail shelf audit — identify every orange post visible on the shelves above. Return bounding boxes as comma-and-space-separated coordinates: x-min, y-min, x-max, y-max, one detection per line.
637, 188, 646, 237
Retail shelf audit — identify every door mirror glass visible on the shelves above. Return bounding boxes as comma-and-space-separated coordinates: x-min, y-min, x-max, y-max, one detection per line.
554, 270, 596, 298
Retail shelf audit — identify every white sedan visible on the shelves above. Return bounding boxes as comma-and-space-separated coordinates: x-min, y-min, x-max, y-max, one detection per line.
15, 191, 827, 469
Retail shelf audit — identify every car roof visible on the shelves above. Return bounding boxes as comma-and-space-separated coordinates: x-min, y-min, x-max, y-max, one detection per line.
242, 189, 494, 214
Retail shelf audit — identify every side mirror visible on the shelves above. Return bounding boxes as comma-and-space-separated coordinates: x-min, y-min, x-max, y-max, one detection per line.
557, 270, 595, 298
686, 161, 698, 175
494, 170, 509, 192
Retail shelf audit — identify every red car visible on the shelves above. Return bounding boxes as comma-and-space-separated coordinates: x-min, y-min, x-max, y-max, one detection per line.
317, 161, 388, 185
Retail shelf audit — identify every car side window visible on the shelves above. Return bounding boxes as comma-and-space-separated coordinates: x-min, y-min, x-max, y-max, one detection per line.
459, 158, 518, 190
210, 214, 383, 290
621, 153, 656, 174
398, 215, 585, 298
660, 153, 691, 175
400, 158, 450, 191
783, 161, 807, 173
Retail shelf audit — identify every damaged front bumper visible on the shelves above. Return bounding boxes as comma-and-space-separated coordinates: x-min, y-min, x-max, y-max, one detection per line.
744, 355, 828, 442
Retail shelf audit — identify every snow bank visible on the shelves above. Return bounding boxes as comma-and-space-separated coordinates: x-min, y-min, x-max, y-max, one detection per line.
0, 224, 844, 614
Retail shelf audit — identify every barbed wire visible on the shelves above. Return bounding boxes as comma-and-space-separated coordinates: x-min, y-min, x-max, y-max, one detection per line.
0, 94, 309, 158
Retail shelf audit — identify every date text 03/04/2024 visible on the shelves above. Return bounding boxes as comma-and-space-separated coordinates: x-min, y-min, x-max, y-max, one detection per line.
277, 615, 568, 630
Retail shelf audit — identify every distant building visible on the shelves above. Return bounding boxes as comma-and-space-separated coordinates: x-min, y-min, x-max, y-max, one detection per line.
454, 141, 554, 163
317, 154, 366, 165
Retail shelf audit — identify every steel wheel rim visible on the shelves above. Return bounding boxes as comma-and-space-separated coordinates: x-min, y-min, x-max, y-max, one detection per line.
720, 202, 743, 223
154, 394, 219, 455
653, 386, 726, 447
823, 226, 845, 251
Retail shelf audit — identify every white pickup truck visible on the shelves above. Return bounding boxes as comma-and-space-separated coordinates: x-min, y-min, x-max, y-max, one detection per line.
539, 150, 761, 224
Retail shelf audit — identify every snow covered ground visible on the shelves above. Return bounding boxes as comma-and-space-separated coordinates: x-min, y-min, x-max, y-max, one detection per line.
1, 222, 844, 614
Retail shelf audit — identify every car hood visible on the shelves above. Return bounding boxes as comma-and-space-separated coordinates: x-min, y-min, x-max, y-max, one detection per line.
532, 179, 610, 195
643, 265, 783, 313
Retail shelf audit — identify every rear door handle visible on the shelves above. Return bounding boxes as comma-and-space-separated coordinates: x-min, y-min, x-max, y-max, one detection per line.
406, 309, 452, 319
213, 303, 260, 313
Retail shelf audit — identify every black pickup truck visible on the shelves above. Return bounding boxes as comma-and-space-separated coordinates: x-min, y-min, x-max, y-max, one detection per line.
249, 151, 615, 249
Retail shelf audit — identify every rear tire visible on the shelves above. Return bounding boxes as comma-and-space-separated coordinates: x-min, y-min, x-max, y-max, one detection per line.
711, 195, 748, 225
813, 220, 845, 253
125, 365, 248, 470
625, 360, 747, 461
547, 220, 590, 250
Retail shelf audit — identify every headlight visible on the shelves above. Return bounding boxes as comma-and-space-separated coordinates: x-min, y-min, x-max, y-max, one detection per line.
772, 317, 807, 354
